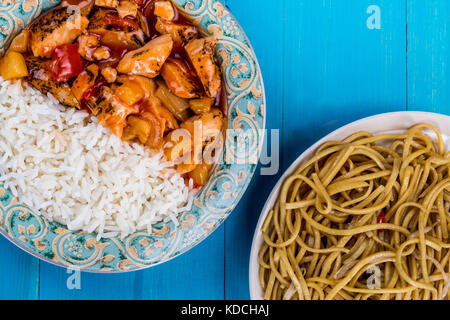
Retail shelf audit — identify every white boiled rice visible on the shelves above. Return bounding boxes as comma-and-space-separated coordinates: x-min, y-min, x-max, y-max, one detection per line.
0, 77, 193, 239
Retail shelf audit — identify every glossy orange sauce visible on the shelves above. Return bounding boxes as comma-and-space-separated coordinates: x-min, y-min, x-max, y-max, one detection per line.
27, 0, 227, 186
50, 0, 226, 114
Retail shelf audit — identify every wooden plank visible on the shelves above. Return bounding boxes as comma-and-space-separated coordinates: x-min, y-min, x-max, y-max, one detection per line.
224, 0, 407, 299
0, 237, 39, 299
282, 0, 407, 169
39, 261, 137, 300
224, 0, 285, 299
407, 0, 450, 115
137, 227, 224, 299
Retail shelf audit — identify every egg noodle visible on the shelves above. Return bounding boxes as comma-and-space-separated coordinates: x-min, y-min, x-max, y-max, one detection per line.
259, 124, 450, 300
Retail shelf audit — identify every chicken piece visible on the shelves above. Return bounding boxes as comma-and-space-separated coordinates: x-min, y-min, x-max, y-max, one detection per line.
155, 17, 198, 47
93, 47, 111, 60
79, 35, 99, 47
59, 0, 94, 16
25, 56, 80, 108
117, 0, 138, 18
71, 64, 99, 102
77, 34, 99, 61
154, 1, 175, 21
30, 7, 89, 58
96, 86, 139, 137
160, 58, 202, 98
101, 67, 117, 83
117, 34, 173, 78
95, 0, 118, 8
181, 108, 223, 144
88, 7, 145, 50
185, 37, 221, 98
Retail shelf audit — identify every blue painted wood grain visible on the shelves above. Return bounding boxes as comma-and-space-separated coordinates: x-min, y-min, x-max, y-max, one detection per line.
0, 237, 39, 299
407, 0, 450, 114
38, 228, 224, 299
225, 0, 408, 299
224, 0, 285, 300
281, 0, 407, 170
2, 0, 450, 300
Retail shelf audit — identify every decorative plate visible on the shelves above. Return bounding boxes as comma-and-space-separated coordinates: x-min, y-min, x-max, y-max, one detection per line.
0, 0, 265, 272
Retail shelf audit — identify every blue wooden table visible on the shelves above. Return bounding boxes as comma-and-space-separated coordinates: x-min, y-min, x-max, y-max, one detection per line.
0, 0, 449, 300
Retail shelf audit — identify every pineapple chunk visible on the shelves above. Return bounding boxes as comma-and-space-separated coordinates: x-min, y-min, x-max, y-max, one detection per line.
127, 115, 151, 144
9, 30, 30, 53
189, 97, 215, 114
188, 162, 213, 186
117, 0, 138, 18
154, 1, 175, 21
115, 79, 145, 105
0, 51, 28, 80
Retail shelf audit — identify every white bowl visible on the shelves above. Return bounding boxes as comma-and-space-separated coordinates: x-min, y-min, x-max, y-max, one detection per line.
248, 111, 450, 300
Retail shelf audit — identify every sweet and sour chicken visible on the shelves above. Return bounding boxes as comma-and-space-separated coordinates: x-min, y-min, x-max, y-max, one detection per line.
0, 0, 225, 186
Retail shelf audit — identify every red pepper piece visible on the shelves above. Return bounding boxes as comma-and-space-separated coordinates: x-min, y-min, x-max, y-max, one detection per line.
49, 44, 83, 83
378, 211, 386, 232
